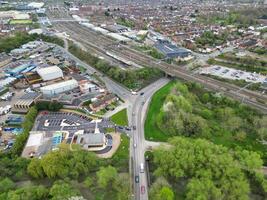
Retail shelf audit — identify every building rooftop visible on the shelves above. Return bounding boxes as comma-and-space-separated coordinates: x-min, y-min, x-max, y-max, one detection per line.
77, 133, 105, 146
37, 66, 63, 80
20, 92, 40, 100
154, 41, 191, 58
40, 79, 78, 91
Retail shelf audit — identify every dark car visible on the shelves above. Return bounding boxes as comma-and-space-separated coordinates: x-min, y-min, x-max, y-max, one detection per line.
133, 126, 136, 130
125, 127, 131, 131
140, 92, 144, 95
135, 176, 139, 183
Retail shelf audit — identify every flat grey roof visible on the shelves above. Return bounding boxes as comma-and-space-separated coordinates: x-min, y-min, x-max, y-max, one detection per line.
77, 133, 105, 145
154, 41, 191, 58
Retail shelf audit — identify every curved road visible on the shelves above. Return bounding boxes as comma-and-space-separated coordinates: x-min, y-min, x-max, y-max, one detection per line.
128, 78, 170, 200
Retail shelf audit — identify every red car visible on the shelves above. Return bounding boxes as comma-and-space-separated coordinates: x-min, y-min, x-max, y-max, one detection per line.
141, 186, 145, 194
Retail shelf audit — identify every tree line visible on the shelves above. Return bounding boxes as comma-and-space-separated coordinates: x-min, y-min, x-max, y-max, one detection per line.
0, 142, 130, 200
69, 43, 163, 90
149, 137, 267, 200
0, 32, 64, 53
155, 82, 267, 163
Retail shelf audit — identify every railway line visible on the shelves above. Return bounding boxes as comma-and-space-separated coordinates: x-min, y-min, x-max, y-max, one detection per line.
107, 45, 267, 102
48, 12, 267, 113
53, 22, 130, 67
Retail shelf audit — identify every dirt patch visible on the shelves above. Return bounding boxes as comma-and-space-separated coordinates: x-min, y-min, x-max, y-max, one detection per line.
97, 132, 121, 158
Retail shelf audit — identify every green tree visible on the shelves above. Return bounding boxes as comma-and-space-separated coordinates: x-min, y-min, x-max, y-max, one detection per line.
257, 128, 267, 141
97, 166, 118, 189
113, 173, 130, 200
83, 177, 93, 188
27, 158, 44, 178
186, 177, 222, 200
49, 180, 80, 200
0, 178, 15, 193
6, 185, 48, 200
153, 137, 251, 200
149, 177, 172, 200
40, 149, 69, 178
234, 131, 247, 141
11, 107, 38, 156
156, 186, 175, 200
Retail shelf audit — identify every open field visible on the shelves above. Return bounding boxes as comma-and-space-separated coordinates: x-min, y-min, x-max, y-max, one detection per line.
144, 81, 176, 141
9, 19, 32, 24
111, 109, 128, 126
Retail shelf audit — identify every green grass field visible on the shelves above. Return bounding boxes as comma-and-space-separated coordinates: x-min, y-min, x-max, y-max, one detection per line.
144, 81, 176, 141
111, 108, 128, 126
9, 19, 33, 25
109, 134, 129, 172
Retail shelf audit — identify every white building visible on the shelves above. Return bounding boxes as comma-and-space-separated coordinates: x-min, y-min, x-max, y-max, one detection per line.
37, 66, 63, 81
28, 2, 44, 9
40, 79, 78, 96
0, 11, 30, 20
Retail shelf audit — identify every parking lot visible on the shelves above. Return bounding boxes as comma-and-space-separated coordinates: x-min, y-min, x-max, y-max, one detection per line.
35, 111, 112, 132
200, 65, 267, 84
0, 88, 26, 124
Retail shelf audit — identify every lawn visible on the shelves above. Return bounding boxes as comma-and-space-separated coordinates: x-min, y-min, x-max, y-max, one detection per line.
109, 134, 129, 172
110, 108, 128, 126
9, 19, 32, 24
144, 81, 176, 141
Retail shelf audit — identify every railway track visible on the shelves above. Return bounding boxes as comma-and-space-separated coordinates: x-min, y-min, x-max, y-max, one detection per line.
108, 45, 267, 102
48, 13, 267, 113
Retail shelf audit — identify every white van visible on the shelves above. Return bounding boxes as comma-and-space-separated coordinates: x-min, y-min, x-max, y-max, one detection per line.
140, 163, 144, 173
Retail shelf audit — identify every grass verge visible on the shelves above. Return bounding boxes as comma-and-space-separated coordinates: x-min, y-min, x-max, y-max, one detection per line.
110, 108, 128, 126
144, 81, 176, 141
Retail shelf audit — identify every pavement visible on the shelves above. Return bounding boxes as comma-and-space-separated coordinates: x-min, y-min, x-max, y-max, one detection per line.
97, 133, 121, 158
103, 102, 128, 118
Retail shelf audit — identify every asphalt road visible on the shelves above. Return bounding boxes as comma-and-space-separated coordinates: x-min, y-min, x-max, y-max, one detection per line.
54, 43, 157, 199
47, 17, 267, 199
129, 78, 170, 200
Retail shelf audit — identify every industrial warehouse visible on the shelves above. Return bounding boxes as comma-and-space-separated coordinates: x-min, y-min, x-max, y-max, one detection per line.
0, 40, 121, 154
154, 40, 193, 61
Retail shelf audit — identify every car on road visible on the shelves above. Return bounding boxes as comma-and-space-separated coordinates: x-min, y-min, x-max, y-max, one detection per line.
135, 175, 139, 183
141, 186, 145, 194
134, 143, 137, 148
140, 92, 144, 95
118, 126, 124, 130
133, 126, 136, 130
125, 127, 131, 131
131, 91, 137, 95
140, 163, 144, 173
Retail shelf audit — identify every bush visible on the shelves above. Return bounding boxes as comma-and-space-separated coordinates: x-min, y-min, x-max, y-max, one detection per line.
0, 32, 64, 53
36, 101, 63, 112
11, 106, 38, 156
